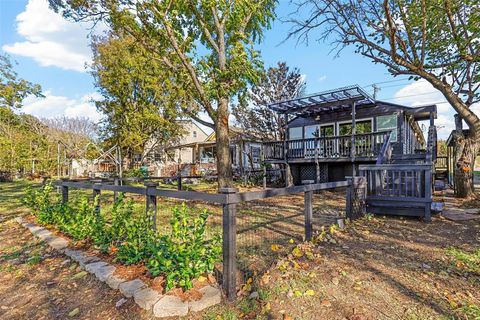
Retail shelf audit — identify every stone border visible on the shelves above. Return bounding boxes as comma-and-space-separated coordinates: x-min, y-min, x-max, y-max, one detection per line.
14, 217, 222, 317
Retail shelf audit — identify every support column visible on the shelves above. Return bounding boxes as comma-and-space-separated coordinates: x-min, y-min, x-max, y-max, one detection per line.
351, 102, 357, 176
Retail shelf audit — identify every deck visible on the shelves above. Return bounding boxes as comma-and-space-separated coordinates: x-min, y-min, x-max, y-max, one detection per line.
263, 131, 390, 163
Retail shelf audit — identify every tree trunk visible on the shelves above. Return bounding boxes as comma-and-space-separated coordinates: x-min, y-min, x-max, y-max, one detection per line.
453, 133, 478, 197
216, 97, 233, 189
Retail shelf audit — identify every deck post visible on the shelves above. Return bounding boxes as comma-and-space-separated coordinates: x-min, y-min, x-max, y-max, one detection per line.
145, 182, 159, 230
177, 173, 182, 191
302, 180, 314, 241
424, 168, 432, 222
351, 102, 357, 176
92, 179, 102, 215
221, 187, 238, 301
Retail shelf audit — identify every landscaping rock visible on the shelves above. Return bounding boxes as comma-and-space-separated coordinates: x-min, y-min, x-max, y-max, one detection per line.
106, 275, 126, 290
63, 249, 100, 267
47, 237, 69, 250
115, 298, 128, 308
153, 295, 188, 317
93, 264, 116, 282
35, 229, 53, 241
119, 279, 147, 298
84, 261, 108, 274
133, 287, 162, 310
189, 286, 222, 312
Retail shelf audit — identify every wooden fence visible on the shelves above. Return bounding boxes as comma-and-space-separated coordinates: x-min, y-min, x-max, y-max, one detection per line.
53, 178, 363, 300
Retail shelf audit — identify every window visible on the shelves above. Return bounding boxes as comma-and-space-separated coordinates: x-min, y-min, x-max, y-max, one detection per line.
193, 131, 197, 138
305, 125, 319, 138
338, 120, 372, 135
376, 114, 398, 142
133, 153, 142, 162
154, 153, 162, 162
288, 127, 303, 140
251, 146, 261, 163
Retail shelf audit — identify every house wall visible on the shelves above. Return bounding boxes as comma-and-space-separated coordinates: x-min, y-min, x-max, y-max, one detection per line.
286, 103, 425, 156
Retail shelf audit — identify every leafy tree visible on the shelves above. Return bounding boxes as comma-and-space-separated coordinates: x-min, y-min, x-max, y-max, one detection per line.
49, 0, 277, 188
232, 61, 306, 140
288, 0, 480, 197
0, 53, 43, 109
90, 33, 184, 166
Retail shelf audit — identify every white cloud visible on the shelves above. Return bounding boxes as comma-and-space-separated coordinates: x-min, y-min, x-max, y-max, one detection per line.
393, 81, 455, 139
2, 0, 94, 72
317, 75, 327, 82
22, 91, 103, 122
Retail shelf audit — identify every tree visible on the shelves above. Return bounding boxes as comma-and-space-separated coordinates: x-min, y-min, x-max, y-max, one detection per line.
49, 0, 276, 188
232, 62, 306, 140
90, 33, 184, 166
288, 0, 480, 197
0, 53, 42, 109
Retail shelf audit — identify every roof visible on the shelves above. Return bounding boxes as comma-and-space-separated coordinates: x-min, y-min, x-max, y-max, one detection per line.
268, 85, 437, 121
268, 85, 375, 116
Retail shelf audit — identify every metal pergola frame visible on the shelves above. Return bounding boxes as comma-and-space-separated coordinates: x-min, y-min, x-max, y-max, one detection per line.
268, 85, 375, 117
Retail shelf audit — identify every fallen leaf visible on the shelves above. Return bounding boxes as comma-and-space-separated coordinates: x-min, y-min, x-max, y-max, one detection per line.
68, 307, 80, 317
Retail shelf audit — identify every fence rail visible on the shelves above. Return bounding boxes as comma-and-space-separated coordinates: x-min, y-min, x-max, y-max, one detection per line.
52, 177, 362, 301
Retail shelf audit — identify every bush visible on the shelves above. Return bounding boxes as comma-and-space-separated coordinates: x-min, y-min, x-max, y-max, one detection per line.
22, 184, 221, 291
147, 204, 222, 290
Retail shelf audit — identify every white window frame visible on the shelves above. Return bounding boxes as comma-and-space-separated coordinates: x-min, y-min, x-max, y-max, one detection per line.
336, 118, 374, 136
376, 114, 398, 142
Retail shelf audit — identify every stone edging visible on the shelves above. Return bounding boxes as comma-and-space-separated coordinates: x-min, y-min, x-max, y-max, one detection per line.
14, 217, 222, 317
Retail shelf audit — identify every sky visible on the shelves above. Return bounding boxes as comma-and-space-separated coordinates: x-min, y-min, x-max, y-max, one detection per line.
1, 0, 477, 139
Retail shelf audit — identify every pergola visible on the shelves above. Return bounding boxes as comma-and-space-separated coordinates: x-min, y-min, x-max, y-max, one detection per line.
268, 85, 375, 117
268, 85, 376, 167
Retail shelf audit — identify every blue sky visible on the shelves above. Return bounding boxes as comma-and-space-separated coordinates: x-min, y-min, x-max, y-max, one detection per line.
0, 0, 470, 138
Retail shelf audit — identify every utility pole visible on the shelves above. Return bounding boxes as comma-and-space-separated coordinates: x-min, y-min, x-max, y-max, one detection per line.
372, 84, 380, 99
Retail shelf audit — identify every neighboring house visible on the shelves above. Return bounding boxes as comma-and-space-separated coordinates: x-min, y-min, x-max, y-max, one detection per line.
164, 127, 263, 176
142, 120, 209, 176
263, 85, 438, 185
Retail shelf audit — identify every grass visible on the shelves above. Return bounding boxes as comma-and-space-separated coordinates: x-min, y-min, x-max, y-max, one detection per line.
446, 247, 480, 275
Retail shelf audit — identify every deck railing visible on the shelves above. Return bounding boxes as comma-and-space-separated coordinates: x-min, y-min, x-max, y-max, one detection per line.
263, 131, 391, 161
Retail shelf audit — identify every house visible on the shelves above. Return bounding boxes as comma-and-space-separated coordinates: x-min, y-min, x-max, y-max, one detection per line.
163, 127, 263, 176
142, 120, 209, 176
263, 85, 438, 185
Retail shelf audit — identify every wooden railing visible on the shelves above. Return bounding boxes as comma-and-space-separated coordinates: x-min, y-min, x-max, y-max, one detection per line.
359, 163, 432, 221
263, 131, 391, 161
435, 156, 448, 171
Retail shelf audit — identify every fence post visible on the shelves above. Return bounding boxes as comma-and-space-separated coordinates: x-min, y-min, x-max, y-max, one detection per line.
92, 179, 102, 215
302, 180, 314, 241
177, 173, 182, 191
424, 168, 432, 222
61, 178, 69, 204
113, 177, 120, 202
220, 187, 238, 301
346, 177, 353, 219
145, 182, 159, 230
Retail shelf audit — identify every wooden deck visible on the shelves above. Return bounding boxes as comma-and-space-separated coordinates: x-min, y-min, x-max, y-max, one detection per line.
264, 131, 391, 163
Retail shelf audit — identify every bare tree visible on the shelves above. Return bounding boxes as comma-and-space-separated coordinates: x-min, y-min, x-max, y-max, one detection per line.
232, 62, 306, 140
288, 0, 480, 197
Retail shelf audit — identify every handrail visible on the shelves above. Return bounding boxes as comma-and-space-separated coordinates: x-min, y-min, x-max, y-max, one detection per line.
376, 132, 392, 164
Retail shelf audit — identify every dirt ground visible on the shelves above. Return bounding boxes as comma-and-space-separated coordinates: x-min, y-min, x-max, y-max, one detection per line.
0, 181, 479, 319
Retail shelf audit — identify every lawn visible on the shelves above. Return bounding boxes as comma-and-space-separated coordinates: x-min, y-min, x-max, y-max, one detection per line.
0, 180, 479, 319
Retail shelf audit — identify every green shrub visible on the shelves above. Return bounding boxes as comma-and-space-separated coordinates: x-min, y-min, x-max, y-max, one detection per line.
22, 186, 221, 291
147, 204, 222, 290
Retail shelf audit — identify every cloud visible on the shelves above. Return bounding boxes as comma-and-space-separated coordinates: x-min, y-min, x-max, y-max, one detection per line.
317, 75, 327, 82
393, 81, 456, 139
22, 92, 103, 122
2, 0, 94, 72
